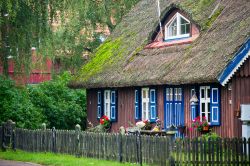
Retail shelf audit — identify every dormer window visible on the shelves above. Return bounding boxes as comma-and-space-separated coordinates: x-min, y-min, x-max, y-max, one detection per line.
165, 13, 190, 40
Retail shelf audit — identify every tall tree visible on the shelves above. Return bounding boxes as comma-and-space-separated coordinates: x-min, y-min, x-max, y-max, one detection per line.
0, 0, 139, 76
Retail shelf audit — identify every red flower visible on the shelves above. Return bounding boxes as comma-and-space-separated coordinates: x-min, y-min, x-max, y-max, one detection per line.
100, 118, 104, 125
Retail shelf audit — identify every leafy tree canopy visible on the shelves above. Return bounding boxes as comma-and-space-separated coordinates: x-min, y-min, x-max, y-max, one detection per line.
0, 0, 139, 75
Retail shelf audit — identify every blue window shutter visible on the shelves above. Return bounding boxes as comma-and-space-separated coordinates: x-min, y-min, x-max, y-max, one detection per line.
149, 88, 157, 122
135, 88, 141, 120
110, 90, 117, 122
210, 86, 220, 126
97, 90, 103, 119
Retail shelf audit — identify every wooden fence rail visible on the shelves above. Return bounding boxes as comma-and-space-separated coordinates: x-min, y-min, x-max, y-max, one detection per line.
1, 126, 250, 165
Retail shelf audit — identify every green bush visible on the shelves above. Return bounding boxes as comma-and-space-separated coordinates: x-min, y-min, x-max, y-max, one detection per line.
28, 72, 87, 130
0, 72, 87, 130
0, 76, 45, 129
201, 132, 221, 141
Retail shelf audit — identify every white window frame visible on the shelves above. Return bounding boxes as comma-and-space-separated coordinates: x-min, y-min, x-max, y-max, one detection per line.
200, 86, 210, 123
104, 90, 111, 119
141, 88, 150, 120
165, 12, 191, 40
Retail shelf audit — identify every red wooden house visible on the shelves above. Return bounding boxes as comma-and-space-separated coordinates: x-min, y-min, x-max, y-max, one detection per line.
0, 48, 52, 84
70, 0, 250, 138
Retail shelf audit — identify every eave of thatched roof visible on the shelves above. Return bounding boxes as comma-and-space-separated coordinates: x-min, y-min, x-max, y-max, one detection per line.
70, 0, 250, 89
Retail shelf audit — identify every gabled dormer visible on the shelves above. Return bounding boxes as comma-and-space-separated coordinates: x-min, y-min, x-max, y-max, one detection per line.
165, 12, 190, 41
146, 9, 199, 49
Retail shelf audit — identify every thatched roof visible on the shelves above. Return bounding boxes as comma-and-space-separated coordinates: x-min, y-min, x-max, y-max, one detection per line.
70, 0, 250, 88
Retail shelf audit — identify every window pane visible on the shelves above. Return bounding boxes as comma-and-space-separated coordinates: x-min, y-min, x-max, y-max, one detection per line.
180, 17, 190, 35
105, 92, 109, 99
174, 88, 178, 101
143, 90, 146, 98
143, 102, 146, 111
181, 24, 190, 34
201, 89, 205, 99
202, 113, 205, 118
208, 113, 211, 123
178, 88, 182, 101
207, 88, 210, 98
202, 103, 205, 112
166, 88, 169, 101
170, 88, 173, 101
168, 19, 177, 37
181, 17, 188, 24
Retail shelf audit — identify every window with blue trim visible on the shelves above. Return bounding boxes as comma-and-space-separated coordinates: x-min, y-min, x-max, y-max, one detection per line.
98, 90, 117, 122
135, 88, 157, 122
199, 86, 220, 126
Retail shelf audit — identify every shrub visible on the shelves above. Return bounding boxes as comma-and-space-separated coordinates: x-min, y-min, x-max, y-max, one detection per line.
28, 72, 87, 130
0, 72, 87, 130
0, 76, 45, 129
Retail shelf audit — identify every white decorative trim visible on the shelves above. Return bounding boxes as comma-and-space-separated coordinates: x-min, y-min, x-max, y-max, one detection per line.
221, 50, 250, 86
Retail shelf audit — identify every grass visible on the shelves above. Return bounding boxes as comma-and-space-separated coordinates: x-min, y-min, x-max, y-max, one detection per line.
0, 150, 138, 166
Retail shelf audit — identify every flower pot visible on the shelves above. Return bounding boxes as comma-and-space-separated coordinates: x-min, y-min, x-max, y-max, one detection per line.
203, 126, 209, 131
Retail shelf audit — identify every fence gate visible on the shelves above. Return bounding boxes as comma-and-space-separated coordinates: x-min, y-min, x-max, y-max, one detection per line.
1, 120, 16, 151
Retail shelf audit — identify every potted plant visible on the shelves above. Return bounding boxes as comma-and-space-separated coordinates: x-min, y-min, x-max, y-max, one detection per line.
142, 120, 152, 130
191, 116, 209, 133
99, 115, 111, 132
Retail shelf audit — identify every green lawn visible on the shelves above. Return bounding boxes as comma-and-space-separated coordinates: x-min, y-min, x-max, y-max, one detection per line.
0, 150, 139, 166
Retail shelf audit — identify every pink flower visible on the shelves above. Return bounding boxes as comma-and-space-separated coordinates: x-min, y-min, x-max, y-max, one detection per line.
188, 127, 193, 131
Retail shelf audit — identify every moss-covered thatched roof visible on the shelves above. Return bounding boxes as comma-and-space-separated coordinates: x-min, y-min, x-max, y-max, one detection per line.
70, 0, 250, 88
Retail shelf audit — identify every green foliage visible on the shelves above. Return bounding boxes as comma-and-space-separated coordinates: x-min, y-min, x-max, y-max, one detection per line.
0, 150, 138, 166
204, 7, 223, 29
0, 0, 139, 75
28, 72, 86, 130
201, 132, 221, 141
76, 36, 125, 81
0, 72, 86, 130
0, 76, 45, 129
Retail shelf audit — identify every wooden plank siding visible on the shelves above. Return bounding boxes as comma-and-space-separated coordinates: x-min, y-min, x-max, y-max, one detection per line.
87, 87, 164, 132
86, 89, 99, 126
86, 58, 250, 138
231, 57, 250, 138
184, 85, 235, 138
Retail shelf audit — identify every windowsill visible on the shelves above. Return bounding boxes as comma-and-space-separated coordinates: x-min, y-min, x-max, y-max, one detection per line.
145, 34, 199, 49
164, 36, 190, 42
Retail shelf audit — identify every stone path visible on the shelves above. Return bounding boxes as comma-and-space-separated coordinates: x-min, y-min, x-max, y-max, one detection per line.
0, 160, 42, 166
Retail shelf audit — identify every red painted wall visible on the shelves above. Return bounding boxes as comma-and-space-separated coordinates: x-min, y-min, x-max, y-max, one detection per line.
0, 49, 52, 84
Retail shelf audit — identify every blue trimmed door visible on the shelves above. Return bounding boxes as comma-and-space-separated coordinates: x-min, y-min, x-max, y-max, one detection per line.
164, 87, 184, 137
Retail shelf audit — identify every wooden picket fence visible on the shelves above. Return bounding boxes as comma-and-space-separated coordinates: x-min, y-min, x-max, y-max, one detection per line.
13, 128, 171, 165
1, 126, 250, 165
171, 138, 250, 165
